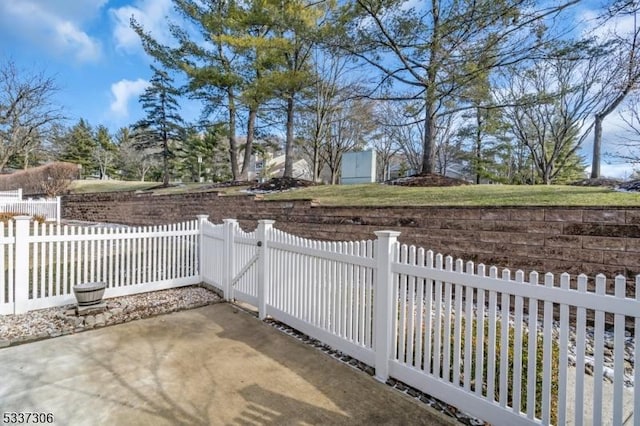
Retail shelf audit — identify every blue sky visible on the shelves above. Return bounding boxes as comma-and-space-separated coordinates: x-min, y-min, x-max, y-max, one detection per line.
0, 0, 636, 178
0, 0, 193, 132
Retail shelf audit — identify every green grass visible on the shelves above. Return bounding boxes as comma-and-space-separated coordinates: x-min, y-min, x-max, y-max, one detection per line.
69, 180, 248, 195
70, 180, 160, 193
264, 184, 640, 207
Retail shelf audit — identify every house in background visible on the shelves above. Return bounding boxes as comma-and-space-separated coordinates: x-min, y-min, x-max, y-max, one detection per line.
246, 141, 311, 181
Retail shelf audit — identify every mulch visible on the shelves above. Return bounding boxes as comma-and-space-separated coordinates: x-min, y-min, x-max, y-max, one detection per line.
570, 178, 623, 188
616, 179, 640, 192
248, 177, 318, 192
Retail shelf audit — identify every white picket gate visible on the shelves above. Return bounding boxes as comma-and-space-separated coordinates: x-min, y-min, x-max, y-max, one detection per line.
199, 217, 640, 426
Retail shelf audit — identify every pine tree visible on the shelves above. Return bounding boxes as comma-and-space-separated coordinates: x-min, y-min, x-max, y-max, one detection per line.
133, 67, 185, 186
57, 119, 98, 177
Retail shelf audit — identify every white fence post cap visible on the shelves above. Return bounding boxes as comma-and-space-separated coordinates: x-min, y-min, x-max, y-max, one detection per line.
374, 230, 401, 238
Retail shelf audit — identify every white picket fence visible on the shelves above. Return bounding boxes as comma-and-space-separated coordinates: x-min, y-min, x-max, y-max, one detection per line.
0, 197, 61, 224
201, 218, 640, 426
2, 214, 639, 425
0, 216, 200, 314
0, 189, 22, 201
0, 188, 60, 224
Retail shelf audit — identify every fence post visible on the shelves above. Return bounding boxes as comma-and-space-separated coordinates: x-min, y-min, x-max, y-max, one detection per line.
223, 219, 238, 301
55, 196, 61, 225
257, 219, 275, 320
14, 216, 31, 314
196, 215, 209, 282
18, 188, 22, 200
373, 230, 400, 382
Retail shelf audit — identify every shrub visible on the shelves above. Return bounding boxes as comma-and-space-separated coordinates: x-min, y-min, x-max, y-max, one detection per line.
0, 162, 78, 196
32, 214, 46, 224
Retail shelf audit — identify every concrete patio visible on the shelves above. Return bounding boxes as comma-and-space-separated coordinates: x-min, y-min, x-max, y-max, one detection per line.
0, 303, 455, 425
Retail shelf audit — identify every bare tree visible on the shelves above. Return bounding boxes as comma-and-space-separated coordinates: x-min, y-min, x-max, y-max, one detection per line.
612, 93, 640, 166
370, 104, 401, 181
591, 2, 640, 177
0, 60, 63, 171
501, 54, 607, 183
319, 97, 376, 184
116, 127, 160, 182
297, 52, 349, 182
336, 0, 580, 174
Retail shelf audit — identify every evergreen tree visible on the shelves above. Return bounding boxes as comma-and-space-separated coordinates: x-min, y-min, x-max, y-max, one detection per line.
57, 118, 97, 177
133, 67, 185, 186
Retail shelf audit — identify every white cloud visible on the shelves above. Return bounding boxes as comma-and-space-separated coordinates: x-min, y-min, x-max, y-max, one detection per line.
109, 78, 150, 118
110, 0, 175, 55
577, 7, 638, 40
0, 0, 103, 62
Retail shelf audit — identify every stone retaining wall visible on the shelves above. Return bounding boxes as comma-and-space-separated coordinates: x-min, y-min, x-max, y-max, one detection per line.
62, 191, 640, 286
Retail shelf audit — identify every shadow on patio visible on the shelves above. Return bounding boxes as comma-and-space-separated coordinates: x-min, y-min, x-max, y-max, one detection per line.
0, 303, 454, 425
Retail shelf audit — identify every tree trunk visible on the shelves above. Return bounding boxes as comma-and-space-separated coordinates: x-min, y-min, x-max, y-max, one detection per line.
591, 114, 603, 179
241, 107, 257, 180
421, 101, 437, 174
162, 130, 169, 187
283, 95, 295, 178
228, 92, 239, 181
475, 111, 483, 184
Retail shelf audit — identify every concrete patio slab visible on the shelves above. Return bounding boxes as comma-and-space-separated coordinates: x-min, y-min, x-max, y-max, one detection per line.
0, 303, 456, 426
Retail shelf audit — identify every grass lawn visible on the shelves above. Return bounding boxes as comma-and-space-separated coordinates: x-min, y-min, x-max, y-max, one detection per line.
263, 184, 640, 207
68, 180, 640, 207
69, 180, 248, 195
70, 180, 160, 193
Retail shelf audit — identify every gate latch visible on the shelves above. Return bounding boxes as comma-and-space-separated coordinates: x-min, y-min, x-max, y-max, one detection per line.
257, 241, 262, 247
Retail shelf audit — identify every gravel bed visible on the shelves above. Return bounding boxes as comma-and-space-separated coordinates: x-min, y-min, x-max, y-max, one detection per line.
0, 285, 222, 347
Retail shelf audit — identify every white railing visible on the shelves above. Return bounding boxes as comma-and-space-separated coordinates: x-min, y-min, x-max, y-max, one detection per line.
200, 217, 640, 426
0, 216, 201, 314
0, 197, 61, 224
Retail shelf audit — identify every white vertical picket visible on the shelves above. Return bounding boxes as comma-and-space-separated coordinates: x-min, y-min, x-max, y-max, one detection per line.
525, 271, 539, 419
7, 221, 14, 308
541, 272, 554, 423
415, 249, 426, 370
463, 260, 474, 390
593, 274, 606, 426
451, 259, 465, 383
513, 270, 525, 412
475, 264, 485, 396
487, 266, 499, 402
557, 273, 570, 425
32, 222, 39, 298
613, 275, 626, 425
499, 269, 511, 408
574, 274, 587, 425
398, 244, 408, 363
433, 253, 443, 378
442, 256, 453, 382
423, 250, 434, 375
